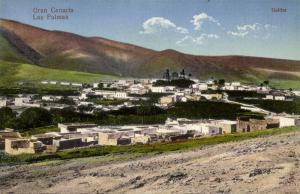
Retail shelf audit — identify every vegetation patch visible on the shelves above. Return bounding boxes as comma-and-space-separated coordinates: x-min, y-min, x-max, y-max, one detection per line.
154, 79, 195, 88
236, 97, 300, 114
89, 99, 127, 106
167, 101, 248, 120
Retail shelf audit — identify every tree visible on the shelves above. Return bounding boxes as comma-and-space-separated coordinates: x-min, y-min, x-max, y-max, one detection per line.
172, 72, 179, 80
180, 69, 185, 78
0, 107, 16, 129
98, 83, 104, 89
78, 104, 94, 113
263, 80, 269, 86
164, 69, 170, 81
19, 107, 52, 130
51, 107, 77, 123
218, 79, 225, 86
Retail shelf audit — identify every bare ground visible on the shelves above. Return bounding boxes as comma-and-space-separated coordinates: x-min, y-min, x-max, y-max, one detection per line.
1, 131, 300, 194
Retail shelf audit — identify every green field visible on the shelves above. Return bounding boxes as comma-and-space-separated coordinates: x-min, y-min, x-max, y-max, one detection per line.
0, 60, 118, 87
1, 126, 299, 165
268, 79, 300, 90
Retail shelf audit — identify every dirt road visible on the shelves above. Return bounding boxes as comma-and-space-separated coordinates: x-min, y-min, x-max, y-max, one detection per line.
1, 131, 299, 194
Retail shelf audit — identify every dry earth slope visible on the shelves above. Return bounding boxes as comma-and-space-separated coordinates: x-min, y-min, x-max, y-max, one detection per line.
0, 131, 299, 194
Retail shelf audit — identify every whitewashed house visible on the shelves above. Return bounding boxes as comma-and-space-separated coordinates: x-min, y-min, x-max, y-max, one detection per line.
0, 99, 7, 107
41, 81, 48, 84
274, 96, 286, 101
114, 92, 128, 99
71, 83, 83, 87
42, 96, 62, 101
60, 82, 70, 86
93, 83, 99, 88
14, 97, 40, 107
151, 86, 166, 93
49, 81, 57, 85
198, 83, 208, 91
278, 116, 300, 128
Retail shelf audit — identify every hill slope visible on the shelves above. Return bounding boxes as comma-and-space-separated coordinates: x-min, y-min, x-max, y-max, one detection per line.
0, 18, 300, 81
0, 60, 117, 87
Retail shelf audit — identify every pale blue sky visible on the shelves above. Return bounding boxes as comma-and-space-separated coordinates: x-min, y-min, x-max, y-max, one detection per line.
0, 0, 299, 60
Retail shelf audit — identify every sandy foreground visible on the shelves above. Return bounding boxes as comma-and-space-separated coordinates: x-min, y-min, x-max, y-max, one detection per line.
0, 132, 299, 194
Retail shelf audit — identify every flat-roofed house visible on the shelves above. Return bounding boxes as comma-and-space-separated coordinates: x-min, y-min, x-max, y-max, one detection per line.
0, 99, 7, 107
53, 138, 83, 150
237, 117, 279, 132
58, 123, 98, 133
159, 95, 174, 107
151, 86, 166, 93
214, 120, 237, 134
131, 134, 151, 144
114, 92, 128, 99
200, 125, 220, 135
31, 133, 62, 145
273, 116, 300, 128
0, 129, 22, 151
98, 132, 131, 146
5, 138, 46, 155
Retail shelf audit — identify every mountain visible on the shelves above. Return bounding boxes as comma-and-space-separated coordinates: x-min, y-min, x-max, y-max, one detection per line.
1, 18, 300, 82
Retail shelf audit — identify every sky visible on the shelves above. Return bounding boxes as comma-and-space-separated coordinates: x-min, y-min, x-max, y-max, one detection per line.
0, 0, 299, 60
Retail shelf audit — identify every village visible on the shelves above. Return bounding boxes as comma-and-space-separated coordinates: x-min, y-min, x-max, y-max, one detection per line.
1, 114, 300, 155
0, 71, 300, 155
0, 76, 298, 114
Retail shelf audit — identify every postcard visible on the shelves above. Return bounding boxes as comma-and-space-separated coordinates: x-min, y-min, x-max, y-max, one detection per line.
0, 0, 299, 193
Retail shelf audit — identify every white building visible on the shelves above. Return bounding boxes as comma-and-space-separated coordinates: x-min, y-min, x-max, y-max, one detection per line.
49, 81, 57, 85
292, 91, 300, 96
231, 82, 241, 87
41, 81, 48, 84
223, 85, 235, 91
265, 95, 286, 101
95, 90, 115, 98
114, 92, 128, 99
151, 86, 166, 93
278, 116, 300, 128
71, 83, 83, 87
265, 95, 274, 100
93, 83, 99, 88
14, 97, 40, 107
200, 125, 220, 135
79, 93, 88, 100
274, 96, 286, 101
198, 83, 208, 91
0, 99, 7, 107
42, 95, 62, 102
14, 97, 30, 106
60, 82, 70, 86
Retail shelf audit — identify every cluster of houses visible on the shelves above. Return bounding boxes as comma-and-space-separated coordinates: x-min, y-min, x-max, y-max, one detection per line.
1, 78, 299, 156
40, 80, 83, 87
1, 114, 300, 155
0, 79, 299, 115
